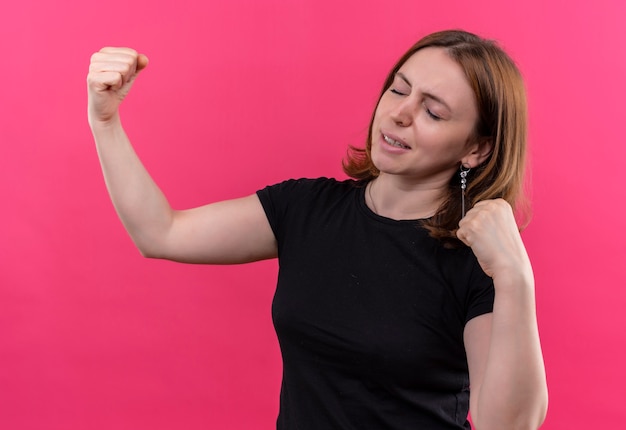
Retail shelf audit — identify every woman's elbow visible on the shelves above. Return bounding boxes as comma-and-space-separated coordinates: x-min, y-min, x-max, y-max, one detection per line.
473, 392, 549, 430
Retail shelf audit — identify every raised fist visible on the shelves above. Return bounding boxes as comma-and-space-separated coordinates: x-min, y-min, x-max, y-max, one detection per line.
87, 47, 148, 124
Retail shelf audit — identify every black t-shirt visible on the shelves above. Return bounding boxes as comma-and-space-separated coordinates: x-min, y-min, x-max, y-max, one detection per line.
257, 178, 494, 430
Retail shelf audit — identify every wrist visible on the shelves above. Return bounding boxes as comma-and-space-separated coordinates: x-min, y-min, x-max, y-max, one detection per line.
88, 111, 122, 132
492, 267, 535, 295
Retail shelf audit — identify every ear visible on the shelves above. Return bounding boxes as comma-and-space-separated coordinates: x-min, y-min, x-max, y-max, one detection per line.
462, 137, 493, 168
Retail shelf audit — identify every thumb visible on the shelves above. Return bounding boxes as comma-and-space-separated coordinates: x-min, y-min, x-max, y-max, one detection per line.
456, 227, 471, 247
136, 54, 149, 72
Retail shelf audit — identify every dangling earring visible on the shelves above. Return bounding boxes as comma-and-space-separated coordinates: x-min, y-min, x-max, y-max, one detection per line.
460, 164, 471, 218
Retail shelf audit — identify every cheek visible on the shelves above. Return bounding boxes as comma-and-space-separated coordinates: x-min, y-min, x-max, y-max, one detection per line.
420, 122, 472, 147
372, 105, 383, 125
371, 96, 392, 125
370, 112, 383, 140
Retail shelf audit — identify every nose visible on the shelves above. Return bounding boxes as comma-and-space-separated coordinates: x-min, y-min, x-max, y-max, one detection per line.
389, 97, 414, 127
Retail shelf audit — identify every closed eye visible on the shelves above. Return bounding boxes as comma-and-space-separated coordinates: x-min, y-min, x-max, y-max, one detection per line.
425, 107, 442, 121
390, 88, 407, 96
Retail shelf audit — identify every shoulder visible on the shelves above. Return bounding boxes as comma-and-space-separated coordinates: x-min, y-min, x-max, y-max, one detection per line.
256, 177, 363, 246
257, 177, 361, 203
261, 177, 360, 191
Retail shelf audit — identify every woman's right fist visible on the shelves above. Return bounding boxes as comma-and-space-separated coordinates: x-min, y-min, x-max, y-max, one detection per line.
87, 47, 148, 125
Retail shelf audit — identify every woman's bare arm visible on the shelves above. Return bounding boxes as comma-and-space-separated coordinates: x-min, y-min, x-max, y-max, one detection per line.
88, 47, 277, 264
459, 200, 548, 430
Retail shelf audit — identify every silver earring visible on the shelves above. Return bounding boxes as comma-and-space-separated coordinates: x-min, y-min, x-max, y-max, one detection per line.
460, 164, 471, 218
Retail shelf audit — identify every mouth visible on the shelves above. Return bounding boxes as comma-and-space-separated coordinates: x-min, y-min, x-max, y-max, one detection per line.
382, 133, 411, 150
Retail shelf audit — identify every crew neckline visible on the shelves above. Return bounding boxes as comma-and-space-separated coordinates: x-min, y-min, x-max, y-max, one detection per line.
356, 182, 433, 225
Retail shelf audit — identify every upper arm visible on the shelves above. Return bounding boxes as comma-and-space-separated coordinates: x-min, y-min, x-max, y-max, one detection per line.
464, 312, 493, 422
146, 193, 277, 264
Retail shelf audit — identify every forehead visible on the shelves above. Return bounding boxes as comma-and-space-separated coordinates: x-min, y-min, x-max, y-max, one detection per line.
397, 47, 477, 114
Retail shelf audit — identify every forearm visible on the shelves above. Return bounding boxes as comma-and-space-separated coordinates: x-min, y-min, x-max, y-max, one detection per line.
473, 272, 548, 429
91, 114, 174, 256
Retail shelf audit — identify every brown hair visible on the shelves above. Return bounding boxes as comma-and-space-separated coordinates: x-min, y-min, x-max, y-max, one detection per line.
343, 29, 529, 245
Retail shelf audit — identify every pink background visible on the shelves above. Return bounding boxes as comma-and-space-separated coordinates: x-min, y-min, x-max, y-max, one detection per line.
1, 0, 625, 428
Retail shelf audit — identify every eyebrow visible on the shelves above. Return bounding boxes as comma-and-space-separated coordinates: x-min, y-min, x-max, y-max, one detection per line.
396, 72, 452, 112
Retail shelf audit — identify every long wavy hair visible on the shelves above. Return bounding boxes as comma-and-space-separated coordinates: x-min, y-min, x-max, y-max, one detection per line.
343, 29, 529, 246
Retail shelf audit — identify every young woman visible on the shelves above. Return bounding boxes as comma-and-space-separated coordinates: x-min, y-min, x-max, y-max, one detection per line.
87, 30, 548, 429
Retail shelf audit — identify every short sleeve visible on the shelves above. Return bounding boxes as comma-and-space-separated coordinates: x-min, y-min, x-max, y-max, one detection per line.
464, 256, 495, 324
256, 178, 324, 247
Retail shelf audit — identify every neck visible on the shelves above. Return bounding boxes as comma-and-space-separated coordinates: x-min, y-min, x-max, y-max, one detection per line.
366, 174, 448, 220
